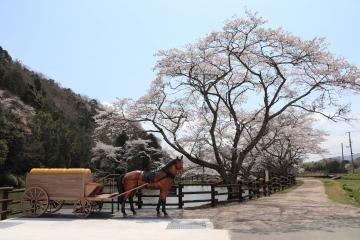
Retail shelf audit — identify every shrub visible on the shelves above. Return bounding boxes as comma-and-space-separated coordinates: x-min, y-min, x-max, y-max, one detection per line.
0, 172, 18, 187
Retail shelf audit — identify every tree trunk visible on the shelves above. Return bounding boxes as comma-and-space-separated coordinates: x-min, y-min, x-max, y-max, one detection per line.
222, 174, 238, 200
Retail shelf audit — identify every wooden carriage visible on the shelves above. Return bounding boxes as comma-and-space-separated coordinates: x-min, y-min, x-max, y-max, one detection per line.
21, 168, 117, 218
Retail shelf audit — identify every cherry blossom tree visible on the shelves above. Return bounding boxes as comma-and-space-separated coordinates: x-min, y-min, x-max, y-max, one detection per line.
248, 111, 328, 178
91, 106, 128, 175
91, 105, 168, 175
118, 13, 360, 184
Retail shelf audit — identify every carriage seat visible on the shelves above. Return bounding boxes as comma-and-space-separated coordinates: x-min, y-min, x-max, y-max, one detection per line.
142, 171, 156, 183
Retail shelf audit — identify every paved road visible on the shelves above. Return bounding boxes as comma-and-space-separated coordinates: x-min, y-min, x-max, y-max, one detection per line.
183, 179, 360, 239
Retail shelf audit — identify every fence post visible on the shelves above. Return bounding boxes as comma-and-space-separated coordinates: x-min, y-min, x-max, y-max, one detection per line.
254, 180, 257, 197
267, 179, 271, 195
286, 176, 290, 187
1, 187, 12, 220
281, 176, 286, 190
273, 177, 277, 192
261, 179, 266, 196
238, 182, 243, 202
178, 184, 183, 209
278, 177, 281, 191
111, 198, 114, 213
211, 184, 216, 207
248, 181, 253, 199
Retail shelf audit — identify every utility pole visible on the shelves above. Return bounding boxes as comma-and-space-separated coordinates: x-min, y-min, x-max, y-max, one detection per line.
347, 131, 355, 173
341, 143, 345, 161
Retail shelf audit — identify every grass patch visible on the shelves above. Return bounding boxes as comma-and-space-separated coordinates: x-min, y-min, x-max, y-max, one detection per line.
276, 179, 304, 194
338, 179, 360, 204
322, 179, 360, 207
341, 173, 360, 180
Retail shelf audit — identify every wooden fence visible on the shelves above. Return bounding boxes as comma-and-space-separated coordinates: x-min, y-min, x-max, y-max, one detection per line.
0, 187, 25, 220
0, 175, 296, 220
100, 175, 296, 212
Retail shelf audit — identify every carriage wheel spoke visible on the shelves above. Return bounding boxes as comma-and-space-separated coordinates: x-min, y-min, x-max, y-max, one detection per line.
23, 191, 32, 200
73, 199, 91, 218
33, 188, 37, 199
47, 200, 64, 213
22, 187, 48, 217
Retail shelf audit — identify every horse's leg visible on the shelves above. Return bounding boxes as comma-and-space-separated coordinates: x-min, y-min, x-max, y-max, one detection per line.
121, 199, 127, 216
160, 190, 168, 216
161, 199, 168, 216
121, 194, 128, 217
129, 195, 136, 215
156, 198, 162, 216
118, 175, 127, 217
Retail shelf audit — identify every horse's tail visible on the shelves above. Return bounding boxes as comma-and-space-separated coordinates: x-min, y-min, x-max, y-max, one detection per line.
116, 174, 125, 200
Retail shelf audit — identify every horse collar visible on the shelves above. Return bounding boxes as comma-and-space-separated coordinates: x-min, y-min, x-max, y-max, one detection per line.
162, 168, 176, 179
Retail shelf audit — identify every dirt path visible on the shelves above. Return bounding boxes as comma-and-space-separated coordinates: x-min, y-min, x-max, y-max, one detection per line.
182, 179, 360, 239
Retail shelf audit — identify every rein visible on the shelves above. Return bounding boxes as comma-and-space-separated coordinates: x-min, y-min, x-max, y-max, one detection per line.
141, 159, 183, 183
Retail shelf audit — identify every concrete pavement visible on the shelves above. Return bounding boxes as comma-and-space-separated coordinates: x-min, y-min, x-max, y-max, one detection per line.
0, 217, 229, 240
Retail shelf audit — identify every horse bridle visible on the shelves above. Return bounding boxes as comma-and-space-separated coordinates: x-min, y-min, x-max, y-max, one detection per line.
162, 160, 183, 179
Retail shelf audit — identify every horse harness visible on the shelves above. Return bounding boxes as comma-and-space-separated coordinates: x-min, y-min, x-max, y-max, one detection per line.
140, 165, 177, 183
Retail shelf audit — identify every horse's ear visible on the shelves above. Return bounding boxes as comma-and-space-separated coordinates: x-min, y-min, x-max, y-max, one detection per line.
180, 155, 183, 160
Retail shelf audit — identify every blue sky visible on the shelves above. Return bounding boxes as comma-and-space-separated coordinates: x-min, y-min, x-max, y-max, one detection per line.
1, 0, 360, 161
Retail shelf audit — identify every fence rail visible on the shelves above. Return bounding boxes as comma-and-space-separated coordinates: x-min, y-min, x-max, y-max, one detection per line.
0, 187, 26, 220
0, 175, 296, 220
100, 175, 296, 211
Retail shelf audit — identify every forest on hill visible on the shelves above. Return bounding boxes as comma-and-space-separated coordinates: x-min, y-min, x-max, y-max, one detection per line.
0, 46, 167, 187
303, 157, 360, 174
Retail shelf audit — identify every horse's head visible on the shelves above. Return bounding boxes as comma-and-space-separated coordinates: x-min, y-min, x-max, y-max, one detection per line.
175, 155, 184, 175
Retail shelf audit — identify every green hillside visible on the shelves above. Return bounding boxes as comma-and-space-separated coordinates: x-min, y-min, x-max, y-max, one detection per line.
0, 46, 99, 186
0, 46, 168, 187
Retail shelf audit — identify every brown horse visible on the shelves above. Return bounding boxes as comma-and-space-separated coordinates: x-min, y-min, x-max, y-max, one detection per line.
116, 156, 184, 216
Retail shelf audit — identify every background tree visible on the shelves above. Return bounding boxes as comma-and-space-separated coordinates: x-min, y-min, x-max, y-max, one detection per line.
91, 106, 168, 176
0, 139, 8, 168
252, 111, 327, 177
114, 130, 129, 147
303, 158, 350, 173
118, 13, 360, 184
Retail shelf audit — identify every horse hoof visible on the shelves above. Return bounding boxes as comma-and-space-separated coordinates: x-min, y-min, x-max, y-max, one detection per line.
163, 213, 169, 217
132, 211, 137, 215
122, 213, 127, 217
157, 212, 161, 217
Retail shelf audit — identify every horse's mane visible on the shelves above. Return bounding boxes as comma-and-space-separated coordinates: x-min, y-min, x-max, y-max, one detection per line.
161, 159, 178, 170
